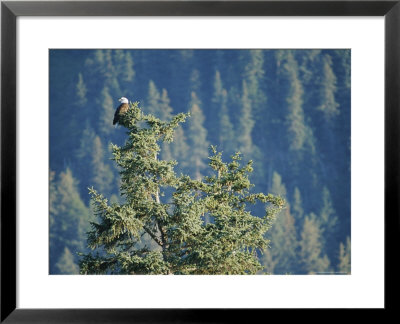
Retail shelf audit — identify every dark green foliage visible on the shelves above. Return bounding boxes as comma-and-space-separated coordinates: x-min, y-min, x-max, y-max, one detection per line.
79, 103, 284, 274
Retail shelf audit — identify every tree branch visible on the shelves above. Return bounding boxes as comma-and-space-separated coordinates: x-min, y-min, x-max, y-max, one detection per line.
143, 225, 163, 247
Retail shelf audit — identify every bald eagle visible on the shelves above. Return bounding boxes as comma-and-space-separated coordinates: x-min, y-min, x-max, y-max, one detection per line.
113, 97, 129, 126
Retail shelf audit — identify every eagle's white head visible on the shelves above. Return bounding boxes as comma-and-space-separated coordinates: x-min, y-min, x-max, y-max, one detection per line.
119, 97, 129, 104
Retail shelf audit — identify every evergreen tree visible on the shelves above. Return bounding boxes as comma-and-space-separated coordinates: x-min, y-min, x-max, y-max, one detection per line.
235, 82, 264, 189
189, 69, 202, 96
146, 80, 161, 117
280, 51, 319, 211
79, 102, 284, 274
74, 122, 97, 201
295, 49, 322, 89
50, 168, 91, 274
84, 50, 122, 100
317, 54, 339, 120
217, 89, 235, 154
209, 70, 224, 139
169, 124, 189, 174
319, 187, 338, 260
84, 50, 107, 93
241, 49, 267, 120
292, 187, 304, 222
75, 73, 87, 107
313, 53, 341, 185
264, 207, 298, 274
237, 81, 255, 157
299, 213, 330, 274
148, 85, 175, 161
114, 50, 135, 83
262, 172, 298, 274
145, 83, 188, 166
166, 50, 194, 111
209, 71, 235, 153
102, 50, 121, 94
338, 237, 351, 274
90, 136, 114, 198
98, 86, 115, 136
282, 52, 307, 153
159, 89, 174, 121
186, 92, 208, 180
158, 89, 175, 161
55, 247, 80, 274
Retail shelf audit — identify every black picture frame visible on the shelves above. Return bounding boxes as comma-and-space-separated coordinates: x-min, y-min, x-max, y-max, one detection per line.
1, 0, 398, 322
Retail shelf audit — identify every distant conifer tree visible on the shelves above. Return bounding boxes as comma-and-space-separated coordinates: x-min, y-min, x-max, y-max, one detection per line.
237, 81, 254, 157
299, 213, 331, 274
338, 237, 351, 274
261, 172, 298, 274
209, 71, 234, 154
186, 92, 208, 180
55, 247, 80, 274
50, 168, 91, 274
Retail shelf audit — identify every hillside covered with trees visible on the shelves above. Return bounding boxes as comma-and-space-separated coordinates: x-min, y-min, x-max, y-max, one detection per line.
49, 49, 350, 275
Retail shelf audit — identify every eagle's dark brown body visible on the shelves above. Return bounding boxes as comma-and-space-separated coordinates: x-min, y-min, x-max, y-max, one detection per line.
113, 102, 129, 125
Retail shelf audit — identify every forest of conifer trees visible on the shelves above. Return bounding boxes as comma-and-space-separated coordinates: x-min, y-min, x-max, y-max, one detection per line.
49, 49, 350, 275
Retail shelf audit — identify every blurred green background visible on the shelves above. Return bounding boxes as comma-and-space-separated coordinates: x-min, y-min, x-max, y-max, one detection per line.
49, 49, 350, 275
